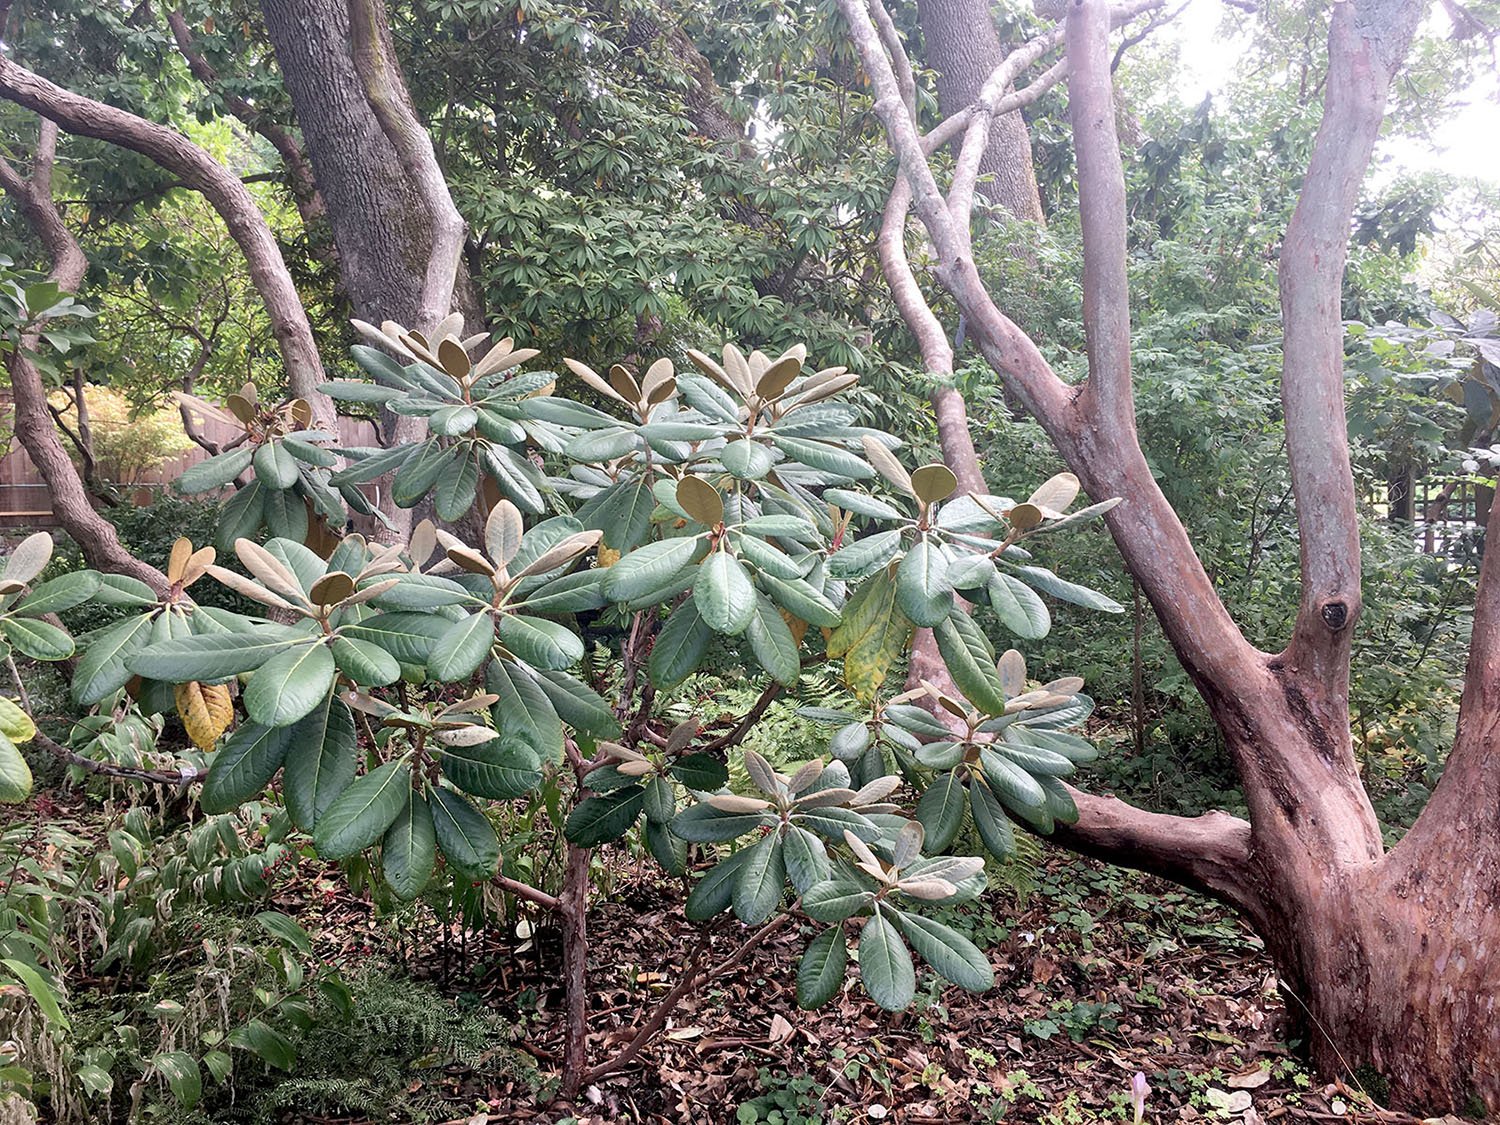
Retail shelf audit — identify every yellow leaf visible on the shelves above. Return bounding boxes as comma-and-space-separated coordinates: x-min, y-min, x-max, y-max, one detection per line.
828, 570, 912, 702
175, 682, 234, 751
781, 610, 808, 648
0, 696, 36, 744
596, 544, 621, 568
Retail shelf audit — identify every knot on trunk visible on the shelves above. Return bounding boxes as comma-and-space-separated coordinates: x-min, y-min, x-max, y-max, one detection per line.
1320, 600, 1349, 631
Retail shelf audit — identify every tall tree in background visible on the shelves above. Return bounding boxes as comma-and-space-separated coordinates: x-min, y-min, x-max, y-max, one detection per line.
844, 0, 1500, 1112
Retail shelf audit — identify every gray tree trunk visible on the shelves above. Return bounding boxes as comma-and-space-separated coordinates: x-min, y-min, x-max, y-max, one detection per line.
917, 0, 1045, 223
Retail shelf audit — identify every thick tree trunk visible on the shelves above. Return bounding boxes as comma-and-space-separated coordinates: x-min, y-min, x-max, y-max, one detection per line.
917, 0, 1045, 222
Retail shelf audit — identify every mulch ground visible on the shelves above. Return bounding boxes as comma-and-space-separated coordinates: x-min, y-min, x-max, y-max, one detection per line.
330, 851, 1435, 1125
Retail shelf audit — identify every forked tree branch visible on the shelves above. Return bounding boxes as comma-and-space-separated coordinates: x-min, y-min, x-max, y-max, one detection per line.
0, 56, 334, 425
347, 0, 465, 332
166, 8, 325, 225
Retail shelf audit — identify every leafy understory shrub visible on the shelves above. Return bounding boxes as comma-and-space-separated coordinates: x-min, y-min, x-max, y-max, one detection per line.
4, 314, 1124, 1115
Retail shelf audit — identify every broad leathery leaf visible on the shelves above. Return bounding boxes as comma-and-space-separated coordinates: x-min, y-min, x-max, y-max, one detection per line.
932, 609, 1007, 714
894, 537, 952, 627
429, 787, 500, 881
891, 909, 994, 992
2, 617, 73, 661
201, 723, 292, 813
152, 1051, 201, 1108
564, 785, 645, 846
987, 572, 1050, 640
427, 612, 496, 681
0, 696, 34, 744
441, 736, 542, 799
648, 597, 711, 688
801, 877, 876, 923
330, 636, 402, 687
797, 927, 848, 1008
732, 834, 785, 924
497, 613, 583, 670
128, 625, 310, 682
283, 693, 357, 831
694, 551, 757, 635
969, 777, 1016, 859
486, 659, 564, 763
243, 641, 337, 728
745, 592, 800, 686
859, 911, 916, 1011
314, 760, 411, 859
684, 846, 756, 920
16, 570, 100, 615
914, 770, 967, 853
601, 535, 702, 602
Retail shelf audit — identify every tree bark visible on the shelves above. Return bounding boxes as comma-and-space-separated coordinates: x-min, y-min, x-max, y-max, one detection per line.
0, 122, 170, 593
917, 0, 1045, 222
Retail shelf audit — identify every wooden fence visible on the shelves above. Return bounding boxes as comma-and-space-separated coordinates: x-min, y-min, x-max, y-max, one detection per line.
0, 393, 380, 528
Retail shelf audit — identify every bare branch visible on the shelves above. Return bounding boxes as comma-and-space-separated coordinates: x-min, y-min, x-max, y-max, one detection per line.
0, 56, 333, 424
1068, 0, 1136, 435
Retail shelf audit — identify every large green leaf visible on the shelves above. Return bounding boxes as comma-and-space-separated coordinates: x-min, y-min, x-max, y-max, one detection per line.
441, 736, 541, 799
487, 659, 564, 763
894, 538, 952, 627
435, 449, 481, 520
968, 777, 1016, 859
826, 530, 901, 581
796, 927, 848, 1008
979, 747, 1049, 827
1, 617, 73, 661
745, 592, 800, 686
564, 785, 645, 846
858, 910, 916, 1011
667, 752, 728, 790
382, 789, 436, 900
891, 910, 993, 992
430, 787, 500, 880
932, 609, 1007, 714
801, 877, 875, 923
128, 626, 309, 682
283, 694, 357, 831
669, 802, 768, 843
201, 723, 292, 813
176, 447, 252, 494
243, 641, 337, 728
694, 551, 757, 635
683, 846, 756, 920
152, 1051, 202, 1108
530, 669, 620, 739
253, 441, 300, 489
913, 770, 967, 853
16, 570, 100, 615
428, 612, 496, 681
330, 637, 401, 687
732, 834, 785, 924
314, 760, 411, 860
647, 597, 711, 688
73, 613, 154, 705
496, 613, 582, 670
342, 612, 451, 663
215, 480, 265, 549
1010, 565, 1125, 613
602, 536, 701, 602
758, 573, 841, 628
987, 572, 1050, 640
782, 824, 831, 894
578, 477, 656, 552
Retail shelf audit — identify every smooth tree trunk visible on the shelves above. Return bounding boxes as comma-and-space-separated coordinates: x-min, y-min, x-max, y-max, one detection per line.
842, 0, 1500, 1111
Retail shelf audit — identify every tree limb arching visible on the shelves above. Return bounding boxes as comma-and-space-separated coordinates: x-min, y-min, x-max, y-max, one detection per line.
0, 122, 171, 593
0, 56, 334, 427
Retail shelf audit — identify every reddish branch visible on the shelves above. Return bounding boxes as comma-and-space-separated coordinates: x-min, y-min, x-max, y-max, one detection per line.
0, 122, 170, 592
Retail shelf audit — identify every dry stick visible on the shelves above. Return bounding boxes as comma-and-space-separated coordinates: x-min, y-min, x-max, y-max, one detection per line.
585, 913, 793, 1084
700, 681, 783, 756
491, 873, 560, 913
33, 729, 206, 785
